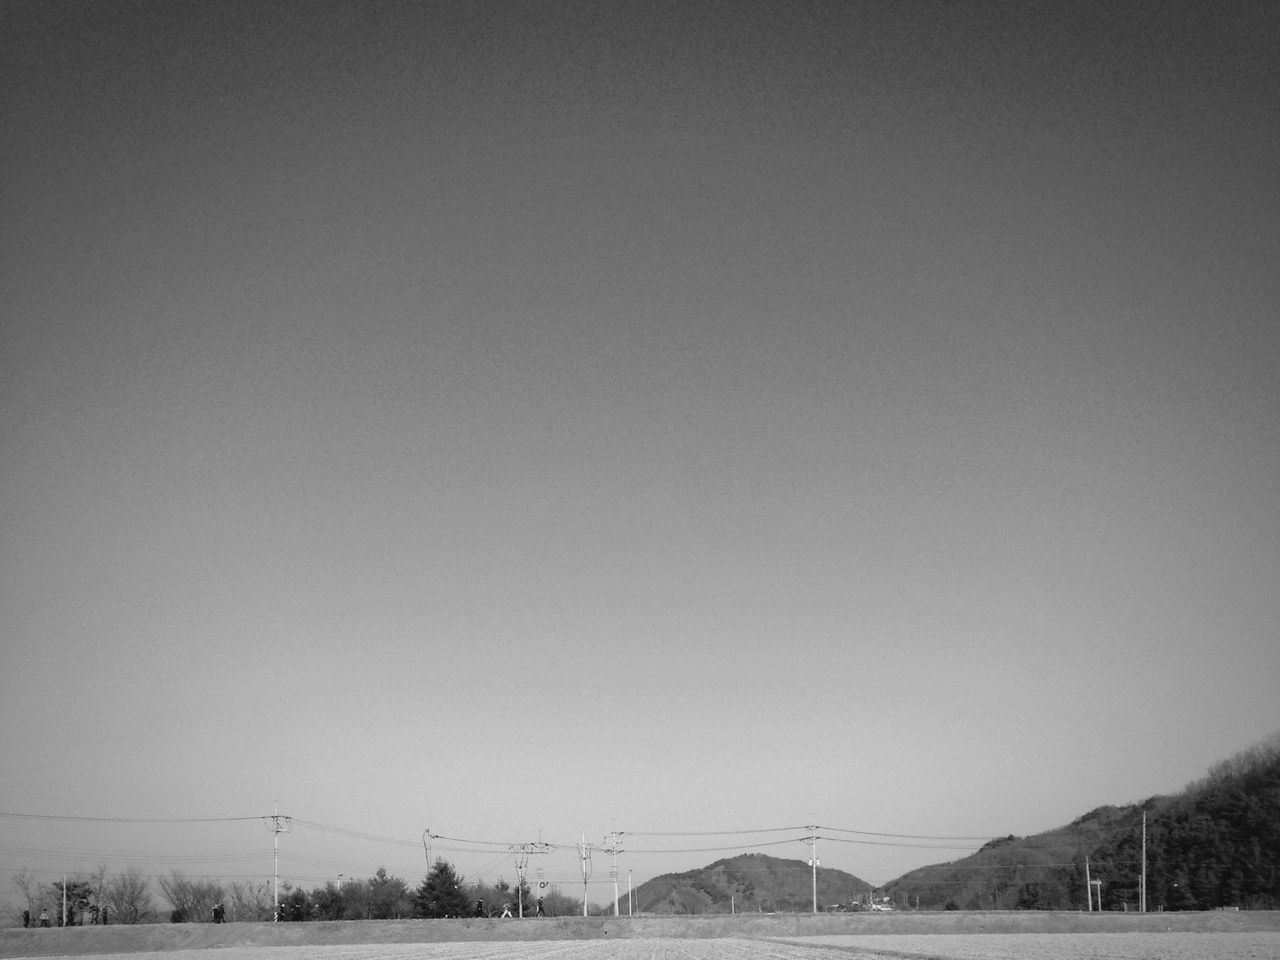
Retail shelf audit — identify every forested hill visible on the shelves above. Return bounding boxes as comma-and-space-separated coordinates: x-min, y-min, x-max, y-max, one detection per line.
884, 732, 1280, 911
626, 853, 872, 914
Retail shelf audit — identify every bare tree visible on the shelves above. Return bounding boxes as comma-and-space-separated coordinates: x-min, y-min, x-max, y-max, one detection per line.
11, 868, 38, 915
227, 879, 272, 921
102, 866, 154, 924
158, 871, 223, 923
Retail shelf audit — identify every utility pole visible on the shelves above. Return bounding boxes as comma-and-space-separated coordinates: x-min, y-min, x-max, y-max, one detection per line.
803, 825, 819, 914
1141, 811, 1148, 913
1085, 856, 1092, 911
535, 834, 549, 905
266, 803, 291, 921
603, 831, 624, 916
577, 835, 592, 917
509, 841, 550, 918
512, 844, 530, 918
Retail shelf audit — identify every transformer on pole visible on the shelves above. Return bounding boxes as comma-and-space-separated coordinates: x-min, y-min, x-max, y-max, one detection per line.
511, 844, 529, 918
265, 803, 291, 922
603, 832, 624, 917
509, 841, 550, 918
577, 836, 592, 917
803, 825, 819, 914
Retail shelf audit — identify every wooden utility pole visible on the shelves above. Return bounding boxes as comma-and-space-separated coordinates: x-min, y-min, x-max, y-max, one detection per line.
1141, 811, 1148, 913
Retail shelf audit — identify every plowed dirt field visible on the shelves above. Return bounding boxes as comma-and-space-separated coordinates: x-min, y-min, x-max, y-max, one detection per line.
5, 912, 1279, 959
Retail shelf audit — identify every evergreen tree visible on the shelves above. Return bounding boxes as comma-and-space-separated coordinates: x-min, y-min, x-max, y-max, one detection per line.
367, 866, 412, 919
415, 858, 469, 918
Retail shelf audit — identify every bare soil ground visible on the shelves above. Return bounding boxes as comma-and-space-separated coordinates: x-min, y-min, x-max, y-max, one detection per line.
3, 912, 1278, 960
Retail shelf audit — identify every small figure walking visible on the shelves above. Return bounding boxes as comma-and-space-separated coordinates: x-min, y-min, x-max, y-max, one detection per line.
535, 897, 545, 917
39, 909, 51, 927
22, 909, 30, 928
500, 902, 512, 918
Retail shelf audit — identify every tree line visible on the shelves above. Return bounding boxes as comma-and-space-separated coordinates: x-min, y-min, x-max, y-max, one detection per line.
883, 731, 1280, 911
10, 858, 586, 925
11, 866, 155, 926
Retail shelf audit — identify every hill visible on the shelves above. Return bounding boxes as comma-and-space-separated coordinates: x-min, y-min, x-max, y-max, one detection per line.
624, 852, 873, 914
883, 731, 1280, 911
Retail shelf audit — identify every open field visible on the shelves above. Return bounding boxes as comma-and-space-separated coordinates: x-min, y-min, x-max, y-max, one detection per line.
3, 912, 1278, 959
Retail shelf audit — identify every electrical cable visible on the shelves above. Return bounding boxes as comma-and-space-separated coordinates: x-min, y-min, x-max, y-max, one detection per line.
817, 824, 994, 841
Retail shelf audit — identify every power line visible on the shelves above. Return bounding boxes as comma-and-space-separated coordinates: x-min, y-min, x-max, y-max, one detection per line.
422, 833, 512, 848
624, 838, 804, 855
626, 825, 809, 837
821, 836, 983, 851
817, 824, 993, 841
0, 812, 267, 824
0, 808, 1096, 895
291, 819, 420, 847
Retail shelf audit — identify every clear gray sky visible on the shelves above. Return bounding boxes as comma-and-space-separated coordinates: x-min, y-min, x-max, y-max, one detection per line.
3, 0, 1278, 902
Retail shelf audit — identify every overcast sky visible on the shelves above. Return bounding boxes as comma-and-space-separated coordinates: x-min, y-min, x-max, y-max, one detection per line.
2, 0, 1278, 903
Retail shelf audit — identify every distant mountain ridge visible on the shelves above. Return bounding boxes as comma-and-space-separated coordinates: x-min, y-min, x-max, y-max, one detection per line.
630, 734, 1280, 914
883, 732, 1280, 911
625, 852, 872, 914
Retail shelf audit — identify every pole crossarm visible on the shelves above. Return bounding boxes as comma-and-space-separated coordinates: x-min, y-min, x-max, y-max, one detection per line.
603, 831, 625, 916
508, 841, 551, 918
265, 805, 290, 922
802, 826, 819, 914
577, 836, 593, 917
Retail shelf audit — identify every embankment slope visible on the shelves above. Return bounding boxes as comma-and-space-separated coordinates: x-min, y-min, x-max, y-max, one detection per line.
3, 911, 1278, 957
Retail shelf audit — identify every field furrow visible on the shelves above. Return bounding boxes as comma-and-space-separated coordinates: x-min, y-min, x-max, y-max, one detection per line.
11, 930, 1280, 960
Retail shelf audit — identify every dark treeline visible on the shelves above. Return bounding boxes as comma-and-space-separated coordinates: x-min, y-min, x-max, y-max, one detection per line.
276, 858, 583, 922
885, 733, 1280, 911
10, 859, 584, 925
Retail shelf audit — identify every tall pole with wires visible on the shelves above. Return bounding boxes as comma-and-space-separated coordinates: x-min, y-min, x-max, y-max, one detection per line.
509, 843, 530, 918
513, 844, 529, 918
266, 803, 291, 922
1141, 810, 1148, 913
577, 835, 592, 917
603, 831, 624, 916
803, 824, 819, 914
